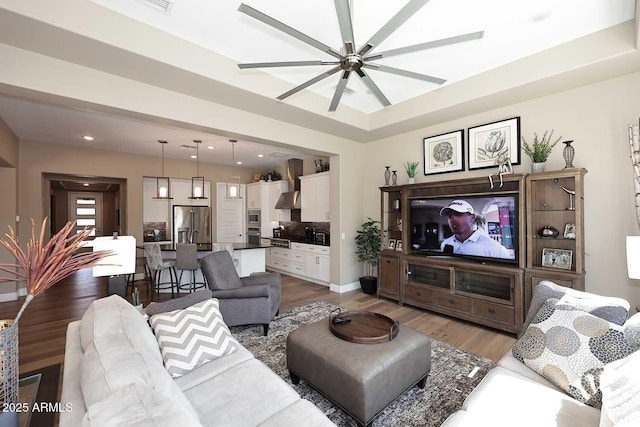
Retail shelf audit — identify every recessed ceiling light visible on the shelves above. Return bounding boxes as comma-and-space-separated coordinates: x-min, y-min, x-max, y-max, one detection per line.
236, 161, 242, 165
207, 145, 215, 150
190, 155, 197, 159
82, 135, 94, 141
257, 154, 264, 158
83, 183, 90, 187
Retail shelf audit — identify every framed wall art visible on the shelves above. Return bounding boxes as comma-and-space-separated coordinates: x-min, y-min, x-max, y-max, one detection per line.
423, 129, 464, 175
468, 117, 521, 170
564, 224, 576, 239
541, 248, 573, 270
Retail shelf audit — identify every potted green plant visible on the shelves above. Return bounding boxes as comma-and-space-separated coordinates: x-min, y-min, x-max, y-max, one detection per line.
522, 130, 562, 172
404, 161, 420, 184
355, 217, 381, 294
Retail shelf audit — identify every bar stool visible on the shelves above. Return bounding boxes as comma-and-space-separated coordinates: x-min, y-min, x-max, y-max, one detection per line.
176, 243, 206, 293
125, 256, 152, 298
144, 243, 179, 300
213, 243, 239, 268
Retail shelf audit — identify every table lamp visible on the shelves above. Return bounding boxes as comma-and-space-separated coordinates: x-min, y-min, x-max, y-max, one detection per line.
92, 235, 136, 297
626, 236, 640, 280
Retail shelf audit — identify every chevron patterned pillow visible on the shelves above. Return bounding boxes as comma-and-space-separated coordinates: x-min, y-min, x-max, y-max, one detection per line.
149, 298, 237, 378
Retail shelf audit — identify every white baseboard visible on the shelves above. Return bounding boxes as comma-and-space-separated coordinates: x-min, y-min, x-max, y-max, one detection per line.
0, 291, 18, 302
329, 281, 360, 293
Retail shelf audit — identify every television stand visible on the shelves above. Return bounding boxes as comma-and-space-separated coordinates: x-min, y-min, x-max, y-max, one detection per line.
378, 170, 586, 335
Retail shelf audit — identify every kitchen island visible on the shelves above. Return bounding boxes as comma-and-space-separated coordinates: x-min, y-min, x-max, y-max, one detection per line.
141, 242, 271, 288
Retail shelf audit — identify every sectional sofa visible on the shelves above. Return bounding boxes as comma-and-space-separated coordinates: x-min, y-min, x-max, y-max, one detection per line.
59, 294, 335, 426
442, 281, 640, 427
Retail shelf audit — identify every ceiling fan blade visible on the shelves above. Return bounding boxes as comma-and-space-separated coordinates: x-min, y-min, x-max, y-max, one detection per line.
277, 65, 343, 101
334, 0, 356, 54
329, 70, 350, 111
364, 63, 446, 85
357, 0, 430, 57
238, 3, 343, 60
355, 69, 391, 108
239, 60, 339, 69
365, 31, 485, 60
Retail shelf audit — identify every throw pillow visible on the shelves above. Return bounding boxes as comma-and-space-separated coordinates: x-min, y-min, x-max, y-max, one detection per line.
145, 289, 213, 316
600, 348, 640, 427
512, 298, 639, 407
522, 281, 630, 333
149, 298, 237, 378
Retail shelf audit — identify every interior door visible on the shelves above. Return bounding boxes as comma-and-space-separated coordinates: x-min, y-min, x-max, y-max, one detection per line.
68, 192, 103, 238
216, 182, 245, 243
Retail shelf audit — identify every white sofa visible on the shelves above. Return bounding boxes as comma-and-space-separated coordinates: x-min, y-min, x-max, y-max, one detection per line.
59, 295, 335, 427
442, 282, 639, 427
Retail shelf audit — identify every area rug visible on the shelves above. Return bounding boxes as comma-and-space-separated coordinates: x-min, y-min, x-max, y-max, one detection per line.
231, 301, 497, 427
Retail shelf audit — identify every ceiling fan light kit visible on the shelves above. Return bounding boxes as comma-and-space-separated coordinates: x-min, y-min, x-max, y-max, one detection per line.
238, 0, 484, 111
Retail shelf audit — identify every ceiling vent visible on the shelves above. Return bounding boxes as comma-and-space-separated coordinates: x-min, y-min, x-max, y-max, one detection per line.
140, 0, 174, 13
179, 144, 196, 150
268, 151, 291, 158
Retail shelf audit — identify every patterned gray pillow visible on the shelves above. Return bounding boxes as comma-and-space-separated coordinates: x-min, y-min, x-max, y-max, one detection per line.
513, 298, 639, 407
522, 281, 629, 333
149, 299, 236, 378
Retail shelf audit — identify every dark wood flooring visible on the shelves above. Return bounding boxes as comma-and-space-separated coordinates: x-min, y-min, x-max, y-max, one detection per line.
0, 269, 515, 376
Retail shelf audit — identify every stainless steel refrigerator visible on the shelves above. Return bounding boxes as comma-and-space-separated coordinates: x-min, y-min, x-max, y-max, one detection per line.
172, 205, 211, 245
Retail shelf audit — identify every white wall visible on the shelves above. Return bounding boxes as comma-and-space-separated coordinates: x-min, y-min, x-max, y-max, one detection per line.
363, 71, 640, 309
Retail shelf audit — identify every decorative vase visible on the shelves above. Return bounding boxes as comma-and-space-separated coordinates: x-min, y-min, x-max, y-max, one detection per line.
537, 225, 559, 238
408, 177, 416, 184
532, 162, 546, 173
0, 320, 18, 427
384, 166, 391, 186
391, 171, 398, 185
563, 140, 575, 169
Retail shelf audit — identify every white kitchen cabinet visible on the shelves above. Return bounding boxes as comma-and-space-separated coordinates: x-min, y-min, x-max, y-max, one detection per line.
299, 172, 330, 222
268, 180, 290, 222
170, 179, 211, 206
246, 182, 266, 209
290, 242, 330, 284
143, 177, 171, 223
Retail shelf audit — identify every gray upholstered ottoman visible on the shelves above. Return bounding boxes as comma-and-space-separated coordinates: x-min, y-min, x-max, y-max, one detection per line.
286, 318, 431, 427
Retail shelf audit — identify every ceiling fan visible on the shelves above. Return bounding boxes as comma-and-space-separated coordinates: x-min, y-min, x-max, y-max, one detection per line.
237, 0, 484, 112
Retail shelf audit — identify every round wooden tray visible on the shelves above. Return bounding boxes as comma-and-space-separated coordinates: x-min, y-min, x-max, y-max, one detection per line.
329, 308, 399, 344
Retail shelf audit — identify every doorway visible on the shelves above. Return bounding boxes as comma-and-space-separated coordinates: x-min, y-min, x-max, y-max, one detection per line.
68, 192, 103, 238
44, 173, 127, 237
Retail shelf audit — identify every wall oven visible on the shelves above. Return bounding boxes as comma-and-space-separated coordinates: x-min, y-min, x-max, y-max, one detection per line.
247, 227, 261, 245
248, 210, 261, 227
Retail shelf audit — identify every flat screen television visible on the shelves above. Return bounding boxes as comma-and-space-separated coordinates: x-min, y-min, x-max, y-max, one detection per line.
409, 194, 519, 265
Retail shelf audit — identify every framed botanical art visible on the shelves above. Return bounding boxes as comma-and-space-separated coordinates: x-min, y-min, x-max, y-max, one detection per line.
423, 129, 464, 175
468, 117, 521, 170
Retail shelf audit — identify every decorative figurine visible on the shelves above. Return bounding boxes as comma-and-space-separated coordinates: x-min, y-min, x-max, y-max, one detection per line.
556, 185, 576, 211
489, 154, 513, 189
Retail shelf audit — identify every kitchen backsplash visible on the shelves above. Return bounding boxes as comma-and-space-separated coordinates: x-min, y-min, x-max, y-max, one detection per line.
279, 221, 330, 244
143, 222, 168, 242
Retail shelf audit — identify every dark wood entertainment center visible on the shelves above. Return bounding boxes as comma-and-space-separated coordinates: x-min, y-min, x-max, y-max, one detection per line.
378, 169, 586, 335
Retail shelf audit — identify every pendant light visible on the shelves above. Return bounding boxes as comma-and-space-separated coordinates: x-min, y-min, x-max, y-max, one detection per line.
152, 140, 172, 199
226, 139, 242, 199
189, 139, 207, 199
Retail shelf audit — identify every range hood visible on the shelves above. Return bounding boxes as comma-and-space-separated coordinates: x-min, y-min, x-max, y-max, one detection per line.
275, 158, 303, 209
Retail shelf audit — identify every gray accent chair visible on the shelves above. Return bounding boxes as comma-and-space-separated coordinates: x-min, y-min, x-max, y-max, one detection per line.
200, 250, 281, 335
